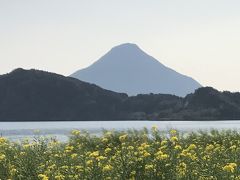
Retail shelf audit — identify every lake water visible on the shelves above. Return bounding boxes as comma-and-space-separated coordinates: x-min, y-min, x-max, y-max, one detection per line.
0, 121, 240, 141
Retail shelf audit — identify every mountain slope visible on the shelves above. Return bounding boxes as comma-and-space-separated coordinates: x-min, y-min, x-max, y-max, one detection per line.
0, 68, 127, 121
181, 87, 240, 120
0, 68, 239, 121
71, 43, 201, 96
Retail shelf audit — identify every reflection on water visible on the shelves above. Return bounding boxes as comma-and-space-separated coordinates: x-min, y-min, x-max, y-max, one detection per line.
0, 121, 240, 141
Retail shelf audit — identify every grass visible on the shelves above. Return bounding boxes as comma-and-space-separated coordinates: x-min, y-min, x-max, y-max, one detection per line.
0, 127, 240, 179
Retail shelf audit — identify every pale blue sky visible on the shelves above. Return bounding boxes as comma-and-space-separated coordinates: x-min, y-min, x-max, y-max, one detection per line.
0, 0, 240, 91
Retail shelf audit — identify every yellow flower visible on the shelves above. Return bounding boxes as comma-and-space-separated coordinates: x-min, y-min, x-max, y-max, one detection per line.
71, 130, 80, 136
141, 143, 150, 149
229, 163, 237, 168
160, 154, 169, 160
20, 152, 26, 156
131, 170, 136, 176
10, 169, 17, 176
105, 131, 112, 136
155, 151, 169, 160
119, 134, 128, 142
64, 145, 74, 153
161, 140, 168, 146
176, 162, 187, 177
71, 153, 78, 159
205, 144, 214, 151
23, 144, 31, 149
48, 164, 56, 170
151, 125, 158, 132
38, 174, 49, 180
111, 155, 116, 160
54, 175, 65, 180
96, 156, 106, 161
103, 165, 113, 172
143, 151, 151, 158
0, 154, 6, 162
170, 136, 178, 142
102, 138, 108, 143
0, 137, 7, 144
89, 151, 99, 158
75, 166, 84, 172
229, 145, 237, 151
145, 164, 154, 171
170, 129, 177, 135
165, 163, 171, 167
105, 147, 112, 154
86, 160, 93, 166
235, 175, 240, 180
137, 157, 143, 162
9, 165, 17, 175
188, 144, 197, 150
223, 163, 237, 173
121, 142, 126, 147
54, 154, 60, 158
127, 146, 134, 150
175, 145, 182, 150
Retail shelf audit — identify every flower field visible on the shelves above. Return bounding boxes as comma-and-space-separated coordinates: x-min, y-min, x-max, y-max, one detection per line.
0, 128, 240, 179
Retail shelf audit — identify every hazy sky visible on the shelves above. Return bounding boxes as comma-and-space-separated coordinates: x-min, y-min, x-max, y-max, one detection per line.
0, 0, 240, 91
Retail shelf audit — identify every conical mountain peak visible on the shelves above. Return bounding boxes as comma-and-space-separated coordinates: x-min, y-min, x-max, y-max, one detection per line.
111, 43, 140, 51
71, 44, 202, 96
107, 43, 146, 60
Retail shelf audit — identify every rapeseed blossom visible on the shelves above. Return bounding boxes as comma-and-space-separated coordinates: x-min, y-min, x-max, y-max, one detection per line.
223, 163, 237, 173
0, 129, 239, 179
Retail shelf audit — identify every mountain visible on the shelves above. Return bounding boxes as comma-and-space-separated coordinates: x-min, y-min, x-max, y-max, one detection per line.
181, 87, 240, 120
71, 43, 202, 97
0, 68, 239, 121
0, 68, 127, 121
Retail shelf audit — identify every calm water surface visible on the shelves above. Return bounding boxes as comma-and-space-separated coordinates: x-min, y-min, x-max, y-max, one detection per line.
0, 121, 240, 141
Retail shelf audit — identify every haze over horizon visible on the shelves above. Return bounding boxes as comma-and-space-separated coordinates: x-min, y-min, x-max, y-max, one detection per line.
1, 0, 240, 92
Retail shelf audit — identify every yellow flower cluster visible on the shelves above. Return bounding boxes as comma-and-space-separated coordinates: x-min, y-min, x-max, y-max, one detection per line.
0, 137, 7, 144
223, 163, 237, 173
38, 174, 48, 180
176, 162, 187, 177
0, 128, 239, 179
0, 153, 6, 162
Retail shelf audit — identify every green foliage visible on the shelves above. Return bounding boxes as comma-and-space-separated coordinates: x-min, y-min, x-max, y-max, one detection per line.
0, 129, 240, 179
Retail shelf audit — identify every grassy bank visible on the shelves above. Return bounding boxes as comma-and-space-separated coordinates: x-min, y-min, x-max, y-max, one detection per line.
0, 128, 240, 179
